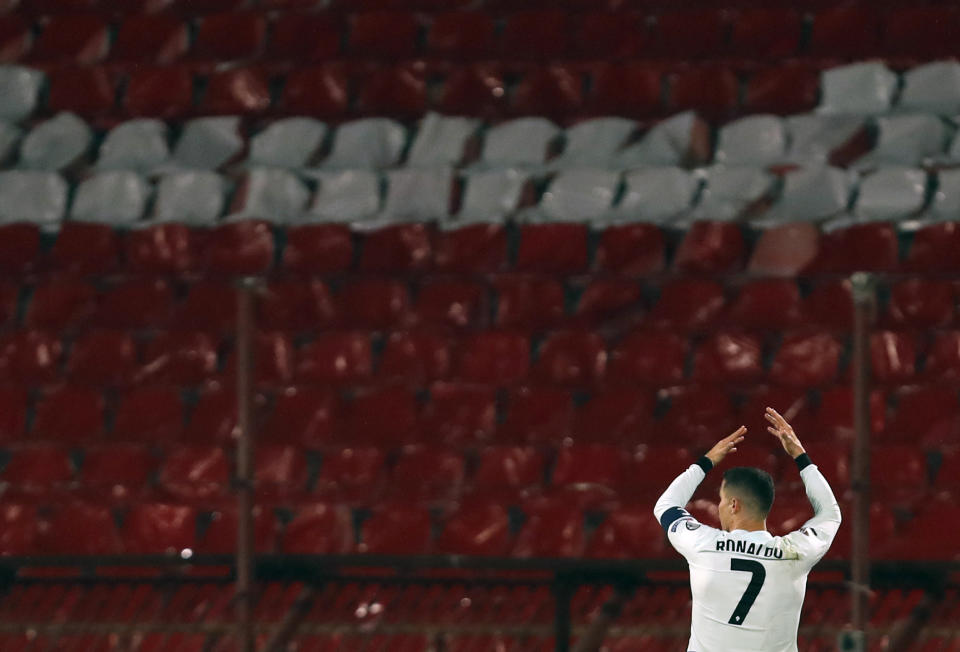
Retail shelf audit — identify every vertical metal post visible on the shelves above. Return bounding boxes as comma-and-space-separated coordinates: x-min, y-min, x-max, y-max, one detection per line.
850, 272, 875, 646
554, 576, 573, 652
236, 278, 256, 652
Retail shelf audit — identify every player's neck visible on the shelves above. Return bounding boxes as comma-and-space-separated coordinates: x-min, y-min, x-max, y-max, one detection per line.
728, 518, 767, 533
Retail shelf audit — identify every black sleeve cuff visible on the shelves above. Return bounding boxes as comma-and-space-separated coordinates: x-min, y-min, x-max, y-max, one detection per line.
794, 453, 812, 471
695, 456, 713, 474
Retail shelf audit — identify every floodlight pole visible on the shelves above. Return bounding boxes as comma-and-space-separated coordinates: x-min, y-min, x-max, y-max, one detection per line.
850, 272, 875, 648
236, 278, 257, 652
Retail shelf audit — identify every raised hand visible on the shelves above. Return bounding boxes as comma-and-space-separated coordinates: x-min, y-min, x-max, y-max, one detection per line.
705, 426, 747, 467
765, 407, 806, 458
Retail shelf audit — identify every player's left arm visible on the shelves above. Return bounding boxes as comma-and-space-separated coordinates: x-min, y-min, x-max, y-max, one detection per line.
653, 426, 746, 531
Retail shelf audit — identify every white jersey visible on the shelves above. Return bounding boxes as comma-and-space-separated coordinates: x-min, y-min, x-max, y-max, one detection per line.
653, 459, 841, 652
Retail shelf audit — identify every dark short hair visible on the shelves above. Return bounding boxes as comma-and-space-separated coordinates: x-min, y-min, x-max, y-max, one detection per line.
722, 467, 775, 518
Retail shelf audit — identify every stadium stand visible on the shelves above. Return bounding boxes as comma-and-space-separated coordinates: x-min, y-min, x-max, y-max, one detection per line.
0, 0, 959, 649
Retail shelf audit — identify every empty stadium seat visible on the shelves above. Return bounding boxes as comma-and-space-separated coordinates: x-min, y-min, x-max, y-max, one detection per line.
0, 330, 63, 385
533, 330, 606, 387
314, 447, 386, 505
647, 279, 726, 333
692, 332, 764, 384
254, 445, 308, 501
339, 278, 413, 330
513, 498, 584, 558
184, 388, 238, 444
199, 505, 275, 554
552, 444, 626, 490
158, 445, 230, 503
342, 386, 418, 446
66, 330, 137, 387
437, 500, 511, 556
391, 446, 465, 503
587, 504, 670, 559
0, 503, 37, 555
433, 223, 508, 273
268, 12, 340, 61
193, 12, 265, 62
41, 501, 122, 554
379, 331, 452, 384
124, 66, 194, 118
572, 389, 654, 445
113, 386, 184, 442
499, 386, 572, 445
358, 503, 432, 554
457, 332, 529, 385
0, 443, 73, 496
769, 332, 843, 387
297, 332, 372, 384
282, 504, 353, 554
32, 385, 104, 442
420, 383, 496, 447
260, 386, 336, 447
78, 443, 153, 504
122, 502, 197, 554
32, 14, 108, 63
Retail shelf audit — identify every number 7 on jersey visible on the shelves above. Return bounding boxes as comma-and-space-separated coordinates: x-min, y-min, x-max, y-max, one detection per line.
728, 558, 766, 625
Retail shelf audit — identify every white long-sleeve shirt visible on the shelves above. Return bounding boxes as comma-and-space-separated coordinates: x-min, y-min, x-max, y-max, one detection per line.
653, 457, 841, 652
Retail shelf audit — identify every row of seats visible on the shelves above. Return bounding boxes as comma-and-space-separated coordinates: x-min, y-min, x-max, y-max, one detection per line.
2, 6, 960, 63
0, 437, 955, 504
1, 490, 957, 559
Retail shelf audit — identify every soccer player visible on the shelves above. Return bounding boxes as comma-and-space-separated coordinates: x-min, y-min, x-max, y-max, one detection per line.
653, 407, 841, 652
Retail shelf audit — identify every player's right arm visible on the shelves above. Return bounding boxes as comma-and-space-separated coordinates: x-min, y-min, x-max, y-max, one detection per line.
766, 407, 842, 565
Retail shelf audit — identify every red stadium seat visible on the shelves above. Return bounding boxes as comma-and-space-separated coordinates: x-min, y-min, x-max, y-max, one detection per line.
533, 330, 606, 387
493, 274, 564, 331
40, 501, 121, 554
471, 446, 544, 497
124, 65, 194, 118
391, 446, 465, 503
122, 503, 197, 554
200, 220, 274, 275
358, 503, 433, 554
886, 386, 960, 446
0, 503, 37, 555
338, 279, 412, 330
79, 444, 153, 503
730, 9, 801, 58
96, 279, 175, 331
510, 65, 584, 118
647, 279, 726, 333
692, 332, 764, 384
282, 224, 352, 273
1, 444, 73, 494
438, 501, 511, 556
804, 280, 854, 332
260, 386, 336, 447
220, 331, 294, 387
573, 12, 646, 59
674, 222, 745, 274
587, 504, 669, 559
427, 11, 495, 58
49, 222, 120, 276
726, 280, 802, 332
437, 65, 506, 116
883, 7, 960, 58
882, 504, 960, 560
268, 12, 341, 61
0, 387, 26, 442
937, 450, 960, 489
552, 444, 627, 489
669, 66, 739, 119
653, 9, 727, 58
415, 279, 487, 331
515, 223, 589, 275
314, 447, 386, 505
434, 223, 508, 273
809, 6, 881, 58
356, 64, 427, 118
594, 223, 665, 274
622, 447, 695, 499
814, 224, 899, 274
172, 281, 236, 333
342, 386, 418, 447
193, 12, 265, 61
871, 445, 928, 503
905, 222, 960, 273
813, 386, 886, 444
738, 386, 811, 442
158, 445, 230, 503
123, 223, 196, 275
66, 330, 137, 387
184, 388, 238, 444
420, 382, 496, 447
606, 330, 688, 387
457, 332, 530, 385
47, 66, 115, 116
924, 331, 960, 383
112, 14, 188, 63
0, 15, 30, 63
573, 279, 643, 327
501, 10, 570, 60
0, 330, 63, 385
884, 279, 954, 329
866, 331, 917, 386
113, 386, 184, 442
201, 67, 271, 114
282, 504, 353, 554
32, 386, 103, 443
379, 331, 452, 384
573, 389, 654, 445
25, 280, 95, 331
744, 64, 820, 115
139, 332, 218, 386
349, 11, 419, 58
0, 224, 40, 275
661, 385, 737, 448
257, 280, 335, 333
199, 505, 275, 554
769, 332, 843, 388
280, 65, 349, 118
361, 224, 434, 274
32, 14, 108, 63
254, 445, 307, 501
513, 498, 584, 558
499, 386, 572, 445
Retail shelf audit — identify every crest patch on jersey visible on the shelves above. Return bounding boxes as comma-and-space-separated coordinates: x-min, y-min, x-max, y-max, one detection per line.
685, 521, 701, 531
